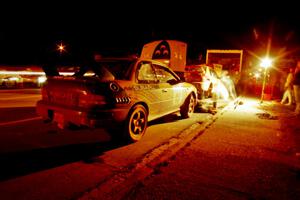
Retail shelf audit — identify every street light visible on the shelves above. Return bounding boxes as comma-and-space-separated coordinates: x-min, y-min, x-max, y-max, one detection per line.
260, 57, 272, 103
57, 42, 66, 54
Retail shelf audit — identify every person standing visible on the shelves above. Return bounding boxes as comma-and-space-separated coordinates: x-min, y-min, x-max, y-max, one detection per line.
281, 68, 294, 105
221, 70, 237, 100
293, 61, 300, 116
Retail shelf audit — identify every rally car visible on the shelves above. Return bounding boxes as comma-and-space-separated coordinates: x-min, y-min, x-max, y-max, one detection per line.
36, 58, 197, 142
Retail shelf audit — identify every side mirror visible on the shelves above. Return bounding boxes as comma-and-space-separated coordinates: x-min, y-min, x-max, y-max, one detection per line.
167, 79, 180, 85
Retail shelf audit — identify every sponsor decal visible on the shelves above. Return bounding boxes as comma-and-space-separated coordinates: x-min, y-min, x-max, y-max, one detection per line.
152, 41, 171, 60
124, 84, 159, 91
109, 83, 120, 92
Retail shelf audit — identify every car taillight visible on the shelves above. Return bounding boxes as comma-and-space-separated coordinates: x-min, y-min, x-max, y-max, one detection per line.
78, 93, 107, 108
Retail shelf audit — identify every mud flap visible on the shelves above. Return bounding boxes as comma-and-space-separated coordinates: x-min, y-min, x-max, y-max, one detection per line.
54, 112, 67, 129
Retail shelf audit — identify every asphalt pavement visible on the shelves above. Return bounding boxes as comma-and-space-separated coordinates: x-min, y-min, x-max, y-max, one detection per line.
96, 97, 300, 200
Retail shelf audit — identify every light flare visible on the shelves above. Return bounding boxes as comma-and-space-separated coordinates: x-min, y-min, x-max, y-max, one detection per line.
0, 71, 74, 76
57, 42, 66, 53
260, 57, 272, 68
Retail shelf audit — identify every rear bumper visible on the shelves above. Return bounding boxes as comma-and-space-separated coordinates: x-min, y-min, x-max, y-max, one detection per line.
36, 100, 129, 128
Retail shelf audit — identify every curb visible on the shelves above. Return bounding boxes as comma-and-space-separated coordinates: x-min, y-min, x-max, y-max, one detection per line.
78, 99, 236, 200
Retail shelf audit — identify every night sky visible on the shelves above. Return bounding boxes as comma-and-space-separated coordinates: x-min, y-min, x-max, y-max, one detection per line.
0, 2, 299, 65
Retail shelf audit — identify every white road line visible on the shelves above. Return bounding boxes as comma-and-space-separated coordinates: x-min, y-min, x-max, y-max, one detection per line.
0, 116, 42, 126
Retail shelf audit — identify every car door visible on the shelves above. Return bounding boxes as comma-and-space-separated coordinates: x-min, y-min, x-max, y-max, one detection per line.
152, 64, 185, 114
135, 61, 165, 120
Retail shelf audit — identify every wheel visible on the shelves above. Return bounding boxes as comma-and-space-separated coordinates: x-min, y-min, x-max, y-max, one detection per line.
124, 104, 148, 142
180, 94, 195, 118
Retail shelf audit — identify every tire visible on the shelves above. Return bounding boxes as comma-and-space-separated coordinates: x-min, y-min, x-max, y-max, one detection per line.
180, 94, 195, 119
124, 104, 148, 142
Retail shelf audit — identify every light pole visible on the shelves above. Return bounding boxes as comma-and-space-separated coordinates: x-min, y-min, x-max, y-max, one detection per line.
260, 57, 272, 103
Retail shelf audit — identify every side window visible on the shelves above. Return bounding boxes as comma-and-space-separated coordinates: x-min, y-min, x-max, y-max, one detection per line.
153, 64, 178, 83
137, 62, 157, 83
